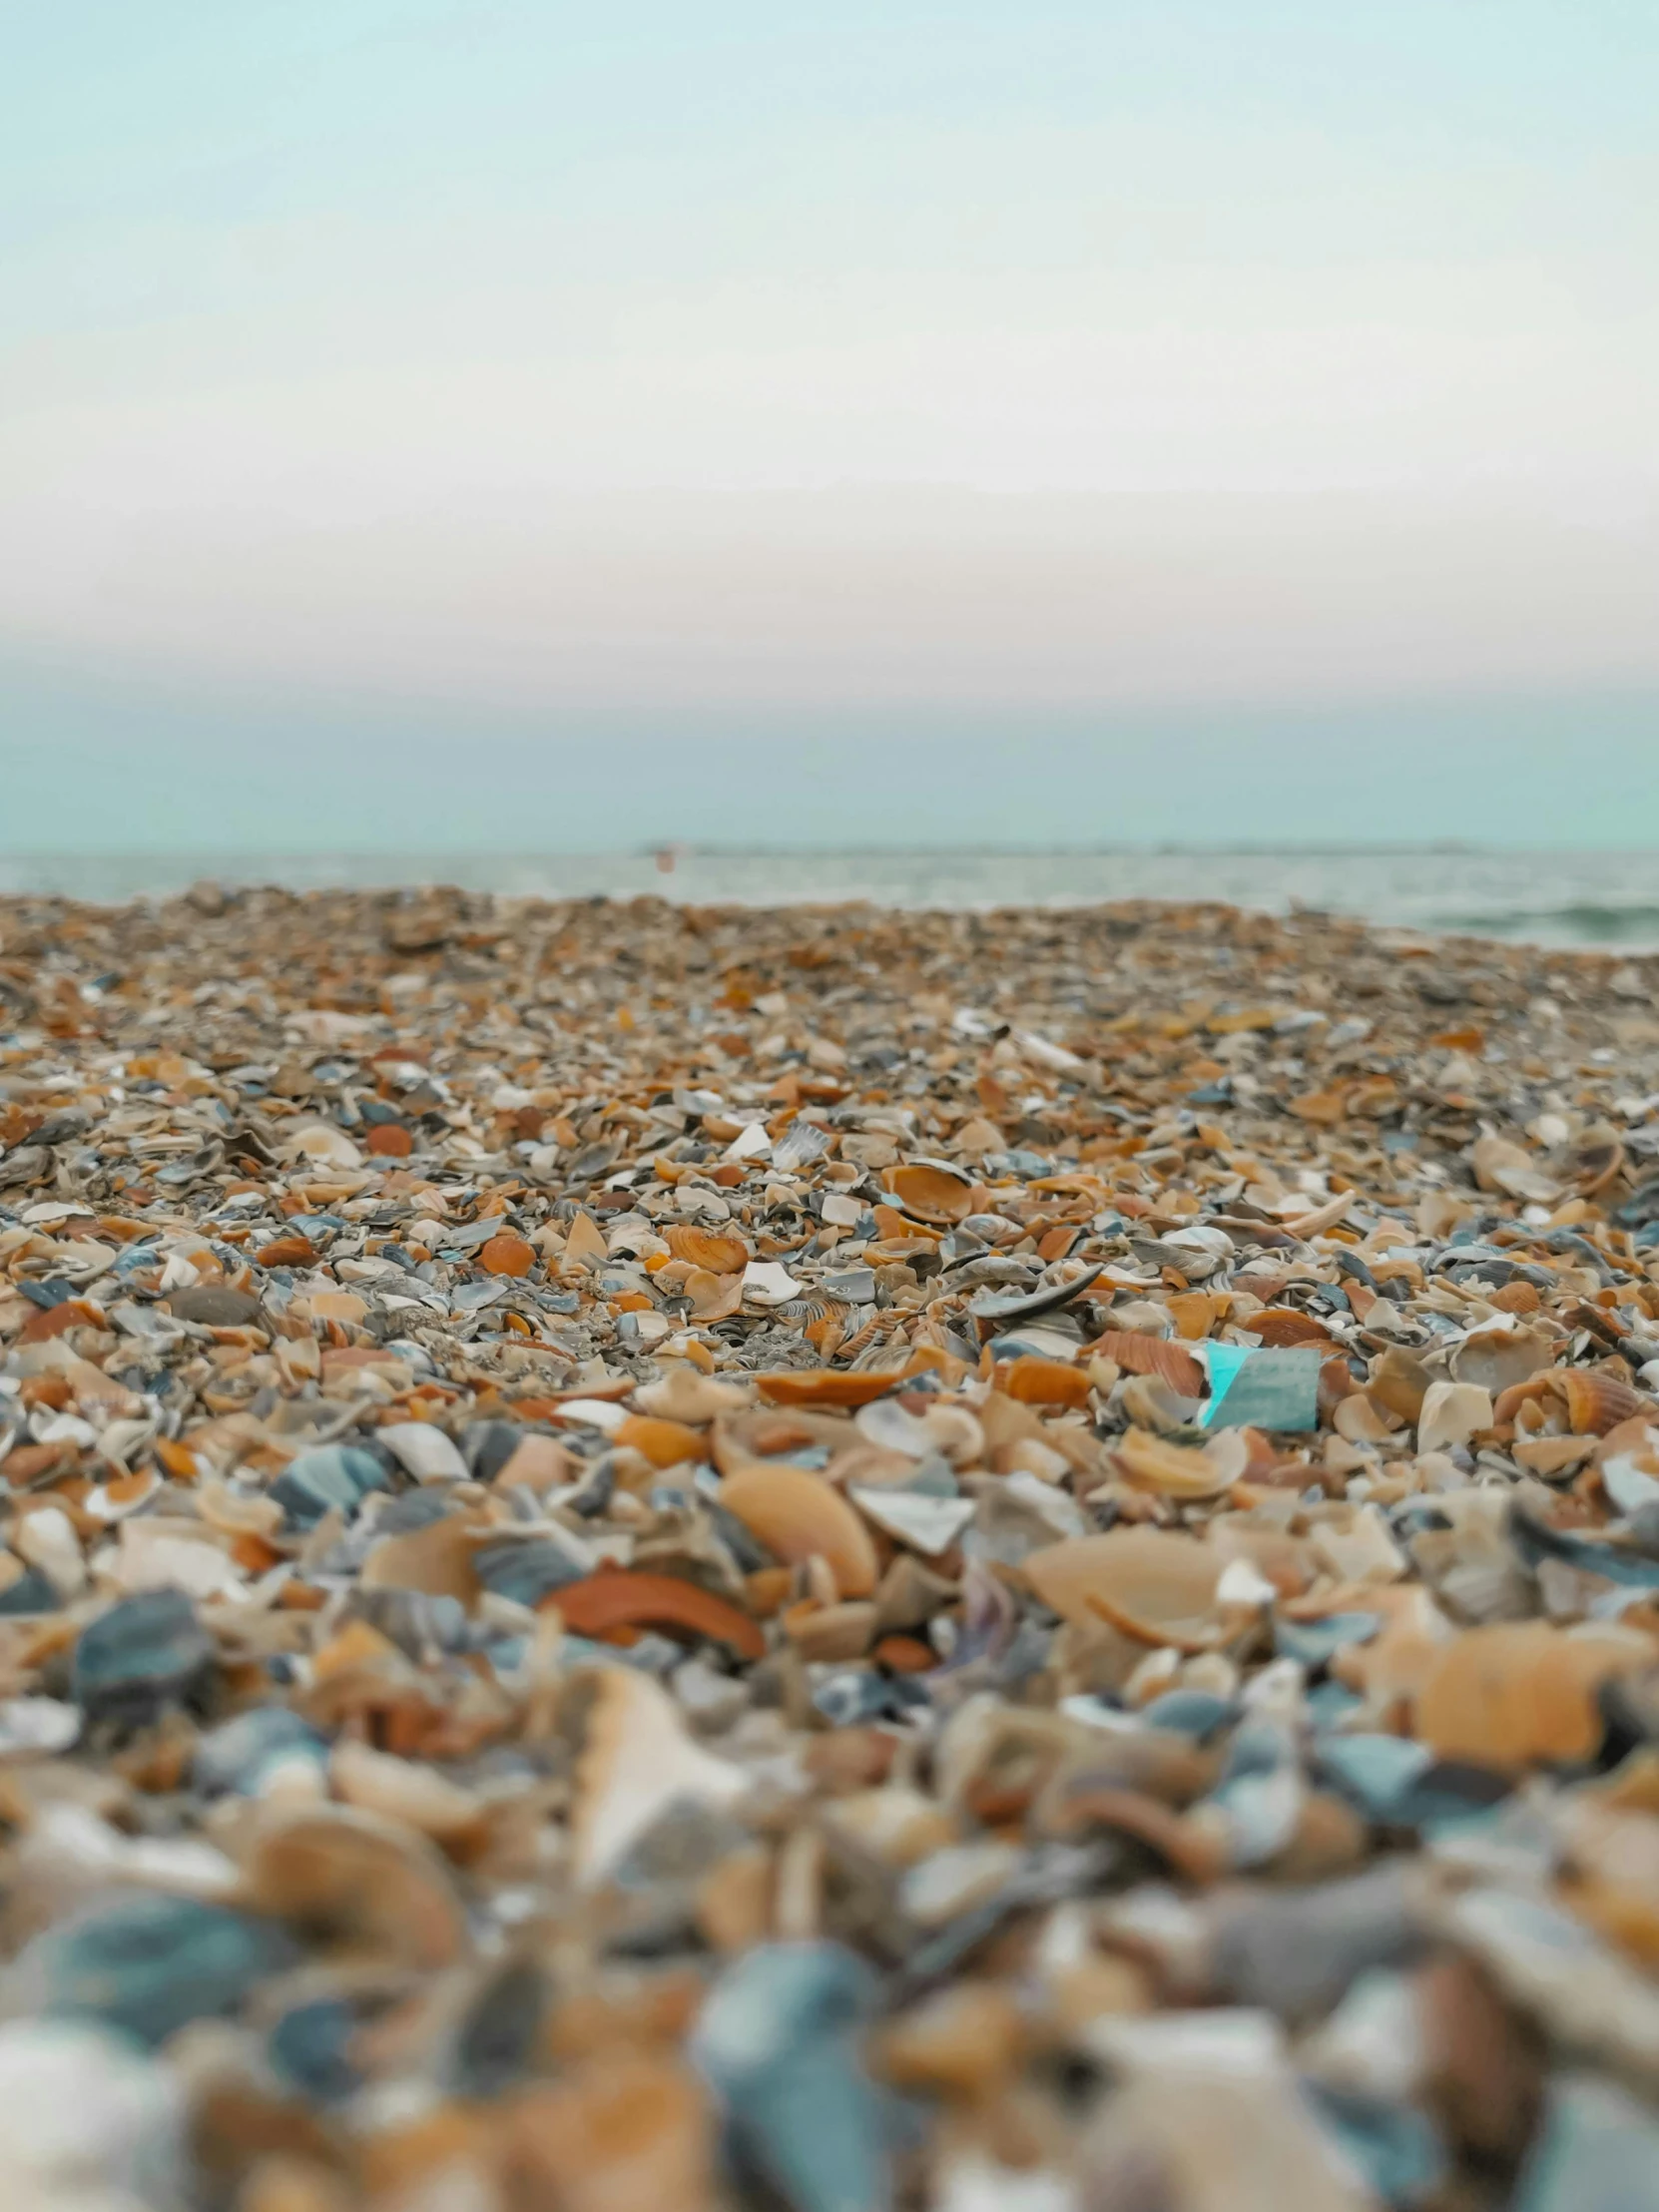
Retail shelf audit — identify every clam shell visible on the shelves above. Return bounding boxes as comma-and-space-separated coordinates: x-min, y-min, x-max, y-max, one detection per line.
665, 1227, 751, 1275
997, 1357, 1091, 1408
1024, 1528, 1230, 1650
717, 1461, 879, 1598
889, 1161, 976, 1225
615, 1415, 705, 1468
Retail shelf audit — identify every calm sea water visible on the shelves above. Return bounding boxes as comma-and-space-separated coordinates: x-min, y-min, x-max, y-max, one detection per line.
1, 849, 1656, 949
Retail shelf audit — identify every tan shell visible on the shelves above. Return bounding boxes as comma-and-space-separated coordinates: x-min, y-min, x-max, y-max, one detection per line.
243, 1807, 468, 1967
504, 2054, 716, 2212
1415, 1621, 1648, 1770
889, 1161, 977, 1224
571, 1667, 746, 1887
1110, 1426, 1247, 1501
682, 1269, 744, 1322
717, 1460, 879, 1598
1024, 1529, 1229, 1650
665, 1226, 751, 1275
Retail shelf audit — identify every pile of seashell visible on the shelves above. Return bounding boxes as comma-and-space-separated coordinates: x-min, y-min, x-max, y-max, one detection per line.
0, 881, 1657, 2209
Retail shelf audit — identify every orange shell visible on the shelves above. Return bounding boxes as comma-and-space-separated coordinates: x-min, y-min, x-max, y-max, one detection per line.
1415, 1622, 1645, 1770
365, 1123, 413, 1157
998, 1357, 1092, 1408
718, 1461, 879, 1598
1091, 1333, 1205, 1397
615, 1415, 706, 1468
666, 1226, 751, 1275
1251, 1307, 1333, 1348
1024, 1528, 1227, 1650
479, 1232, 536, 1278
549, 1569, 765, 1660
1557, 1369, 1648, 1437
888, 1162, 976, 1225
755, 1371, 911, 1407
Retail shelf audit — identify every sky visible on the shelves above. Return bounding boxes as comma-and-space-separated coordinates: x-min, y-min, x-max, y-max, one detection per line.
2, 0, 1657, 850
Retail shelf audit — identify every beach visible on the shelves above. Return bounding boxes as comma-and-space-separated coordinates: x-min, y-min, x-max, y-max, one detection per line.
2, 880, 1659, 2209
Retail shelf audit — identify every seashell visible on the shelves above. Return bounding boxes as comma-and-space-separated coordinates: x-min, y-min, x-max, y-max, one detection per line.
683, 1269, 744, 1322
271, 1444, 389, 1529
850, 1486, 975, 1556
1416, 1381, 1494, 1454
244, 1806, 469, 1967
361, 1512, 488, 1607
1471, 1135, 1559, 1205
634, 1370, 751, 1422
1415, 1621, 1650, 1769
194, 1708, 329, 1800
1369, 1349, 1433, 1423
690, 1943, 886, 2212
1092, 1331, 1205, 1396
1251, 1306, 1334, 1348
1111, 1426, 1247, 1500
328, 1739, 484, 1846
1450, 1326, 1553, 1396
755, 1370, 916, 1408
1487, 1279, 1541, 1315
71, 1588, 213, 1724
548, 1568, 765, 1659
571, 1666, 747, 1887
1557, 1369, 1649, 1437
615, 1415, 705, 1468
8, 1894, 290, 2049
478, 1231, 536, 1277
1024, 1528, 1229, 1650
504, 2053, 716, 2212
665, 1226, 750, 1275
888, 1161, 977, 1225
1565, 1121, 1626, 1197
968, 1262, 1104, 1329
376, 1421, 467, 1483
997, 1357, 1092, 1408
717, 1461, 879, 1598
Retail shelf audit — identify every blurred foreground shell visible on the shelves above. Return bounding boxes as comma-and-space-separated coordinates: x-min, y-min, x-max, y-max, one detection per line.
1025, 1528, 1231, 1648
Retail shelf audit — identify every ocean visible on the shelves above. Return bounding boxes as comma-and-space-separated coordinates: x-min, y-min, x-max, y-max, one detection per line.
0, 849, 1655, 949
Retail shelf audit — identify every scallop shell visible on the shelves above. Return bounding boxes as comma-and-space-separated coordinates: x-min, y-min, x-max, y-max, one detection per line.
1558, 1369, 1649, 1437
571, 1667, 746, 1887
889, 1161, 977, 1225
717, 1461, 879, 1598
665, 1227, 751, 1275
1024, 1528, 1229, 1650
1091, 1332, 1205, 1398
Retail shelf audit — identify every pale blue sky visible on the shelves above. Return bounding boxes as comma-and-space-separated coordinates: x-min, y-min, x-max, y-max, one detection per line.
2, 2, 1656, 847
